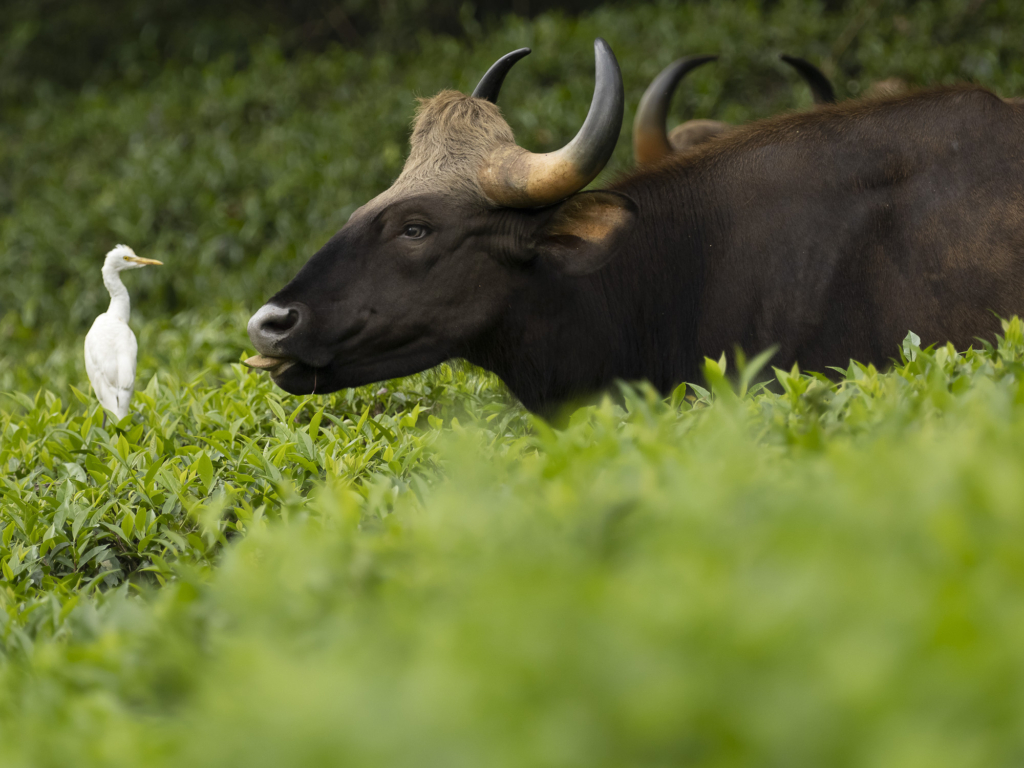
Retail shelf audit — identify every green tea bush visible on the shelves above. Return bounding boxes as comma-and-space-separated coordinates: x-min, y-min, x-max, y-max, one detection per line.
0, 348, 520, 625
4, 324, 1024, 765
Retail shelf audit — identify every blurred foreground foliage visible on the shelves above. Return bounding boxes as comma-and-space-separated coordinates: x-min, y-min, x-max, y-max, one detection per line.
4, 322, 1024, 764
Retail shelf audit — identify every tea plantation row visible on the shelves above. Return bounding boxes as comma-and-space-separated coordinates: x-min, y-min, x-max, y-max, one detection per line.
3, 321, 1024, 764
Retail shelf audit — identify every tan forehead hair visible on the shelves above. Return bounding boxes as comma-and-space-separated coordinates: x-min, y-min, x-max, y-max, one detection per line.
369, 90, 517, 210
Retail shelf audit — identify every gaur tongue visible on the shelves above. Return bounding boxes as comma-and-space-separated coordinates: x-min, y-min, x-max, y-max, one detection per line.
244, 355, 287, 370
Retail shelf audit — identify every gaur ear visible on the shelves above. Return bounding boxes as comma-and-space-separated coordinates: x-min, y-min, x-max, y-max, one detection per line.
531, 191, 637, 276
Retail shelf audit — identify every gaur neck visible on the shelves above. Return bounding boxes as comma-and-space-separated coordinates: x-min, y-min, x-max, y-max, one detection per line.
468, 169, 710, 417
102, 267, 131, 323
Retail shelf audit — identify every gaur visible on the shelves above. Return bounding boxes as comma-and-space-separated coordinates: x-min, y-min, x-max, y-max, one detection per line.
247, 40, 1024, 416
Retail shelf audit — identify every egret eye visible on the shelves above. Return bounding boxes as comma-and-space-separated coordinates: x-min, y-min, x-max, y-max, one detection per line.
400, 224, 430, 240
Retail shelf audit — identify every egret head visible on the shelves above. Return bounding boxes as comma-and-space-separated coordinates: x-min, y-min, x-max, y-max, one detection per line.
103, 244, 163, 274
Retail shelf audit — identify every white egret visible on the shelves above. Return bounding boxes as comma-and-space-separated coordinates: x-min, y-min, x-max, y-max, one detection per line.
84, 244, 162, 421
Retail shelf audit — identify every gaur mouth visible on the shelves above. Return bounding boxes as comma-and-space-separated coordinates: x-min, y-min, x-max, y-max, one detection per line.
247, 339, 453, 396
243, 355, 296, 377
245, 356, 334, 395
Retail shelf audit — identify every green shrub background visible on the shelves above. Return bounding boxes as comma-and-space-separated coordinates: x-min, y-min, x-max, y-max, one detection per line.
3, 0, 1024, 764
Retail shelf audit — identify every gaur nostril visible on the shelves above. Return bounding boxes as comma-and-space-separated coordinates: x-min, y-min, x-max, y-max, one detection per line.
263, 308, 300, 334
247, 303, 308, 352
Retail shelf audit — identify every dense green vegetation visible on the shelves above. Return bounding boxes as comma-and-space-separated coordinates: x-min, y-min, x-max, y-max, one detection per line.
0, 0, 610, 103
4, 0, 1024, 763
6, 325, 1024, 765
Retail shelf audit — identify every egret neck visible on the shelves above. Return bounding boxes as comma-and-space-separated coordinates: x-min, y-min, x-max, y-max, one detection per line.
101, 261, 131, 323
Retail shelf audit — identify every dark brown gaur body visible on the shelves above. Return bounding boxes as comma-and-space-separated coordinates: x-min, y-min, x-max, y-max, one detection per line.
623, 87, 1024, 379
247, 42, 1024, 417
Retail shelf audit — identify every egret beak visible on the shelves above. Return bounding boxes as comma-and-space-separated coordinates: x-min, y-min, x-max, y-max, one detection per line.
124, 256, 164, 265
243, 355, 295, 376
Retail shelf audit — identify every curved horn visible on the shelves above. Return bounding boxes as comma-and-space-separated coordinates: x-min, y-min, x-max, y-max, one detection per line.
472, 47, 532, 103
478, 38, 624, 208
779, 55, 836, 105
632, 55, 718, 165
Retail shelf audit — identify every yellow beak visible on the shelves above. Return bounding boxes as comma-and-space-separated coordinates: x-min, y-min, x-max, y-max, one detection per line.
124, 255, 164, 265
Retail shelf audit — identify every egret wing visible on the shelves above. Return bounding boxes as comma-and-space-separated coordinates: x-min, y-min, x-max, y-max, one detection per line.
85, 317, 119, 414
84, 314, 137, 420
114, 329, 138, 417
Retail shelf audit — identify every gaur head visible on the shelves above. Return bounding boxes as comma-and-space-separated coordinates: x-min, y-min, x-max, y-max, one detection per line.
632, 54, 836, 164
246, 40, 637, 395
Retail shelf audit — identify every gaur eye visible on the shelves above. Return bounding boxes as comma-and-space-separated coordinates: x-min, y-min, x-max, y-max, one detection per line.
400, 224, 430, 240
